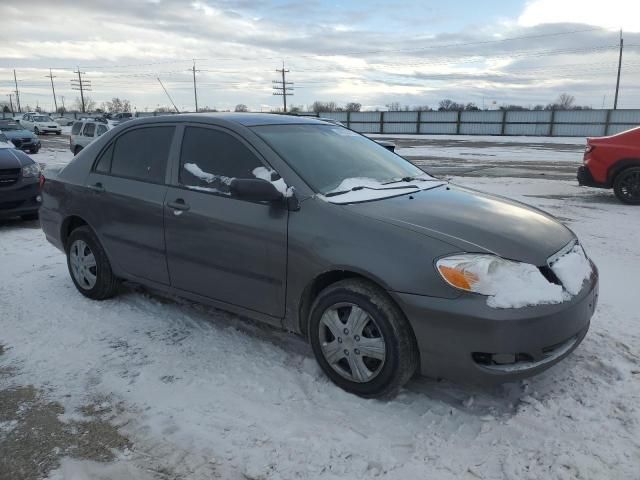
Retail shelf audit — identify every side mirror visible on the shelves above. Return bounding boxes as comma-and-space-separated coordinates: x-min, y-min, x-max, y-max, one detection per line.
229, 178, 283, 202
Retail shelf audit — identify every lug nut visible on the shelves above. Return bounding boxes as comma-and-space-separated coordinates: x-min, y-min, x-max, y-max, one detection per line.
337, 337, 342, 343
344, 349, 349, 356
354, 349, 360, 355
354, 335, 360, 341
343, 328, 349, 334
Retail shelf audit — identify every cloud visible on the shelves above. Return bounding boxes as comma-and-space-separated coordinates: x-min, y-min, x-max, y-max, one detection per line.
518, 0, 640, 32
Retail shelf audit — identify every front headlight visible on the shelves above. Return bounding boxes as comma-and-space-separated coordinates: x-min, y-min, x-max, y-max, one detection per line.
22, 163, 41, 178
436, 254, 566, 308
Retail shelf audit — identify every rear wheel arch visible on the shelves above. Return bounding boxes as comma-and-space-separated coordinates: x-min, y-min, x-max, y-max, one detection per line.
607, 158, 640, 185
60, 215, 89, 248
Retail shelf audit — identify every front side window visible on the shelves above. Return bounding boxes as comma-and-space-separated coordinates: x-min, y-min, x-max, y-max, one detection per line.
71, 122, 82, 135
252, 124, 429, 194
179, 127, 265, 195
83, 123, 96, 137
110, 126, 175, 183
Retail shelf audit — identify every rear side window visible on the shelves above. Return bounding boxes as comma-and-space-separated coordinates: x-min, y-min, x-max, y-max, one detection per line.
97, 124, 107, 136
71, 122, 82, 135
110, 126, 175, 183
94, 143, 114, 174
179, 127, 264, 195
83, 123, 96, 137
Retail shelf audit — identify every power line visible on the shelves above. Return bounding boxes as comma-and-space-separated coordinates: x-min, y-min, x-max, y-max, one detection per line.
273, 62, 293, 112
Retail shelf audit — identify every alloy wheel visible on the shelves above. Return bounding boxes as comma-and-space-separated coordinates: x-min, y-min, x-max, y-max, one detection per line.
69, 239, 97, 290
318, 302, 386, 383
618, 170, 640, 203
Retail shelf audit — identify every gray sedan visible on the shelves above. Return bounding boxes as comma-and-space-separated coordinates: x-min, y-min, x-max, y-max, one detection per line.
40, 114, 598, 398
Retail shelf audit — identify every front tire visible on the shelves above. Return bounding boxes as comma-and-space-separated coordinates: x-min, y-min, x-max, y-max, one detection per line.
613, 167, 640, 205
66, 226, 119, 300
309, 279, 419, 399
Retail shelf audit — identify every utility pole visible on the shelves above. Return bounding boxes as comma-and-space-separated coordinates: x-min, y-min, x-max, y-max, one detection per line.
70, 67, 91, 113
272, 62, 293, 112
7, 94, 14, 115
192, 60, 199, 113
45, 68, 58, 113
13, 70, 21, 112
614, 29, 623, 110
60, 95, 66, 112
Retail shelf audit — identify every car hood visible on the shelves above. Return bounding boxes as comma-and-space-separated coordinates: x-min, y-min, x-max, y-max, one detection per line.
0, 147, 32, 168
2, 129, 35, 139
344, 183, 575, 266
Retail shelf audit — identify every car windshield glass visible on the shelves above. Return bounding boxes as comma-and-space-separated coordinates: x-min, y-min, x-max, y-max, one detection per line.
0, 123, 21, 130
33, 116, 52, 122
252, 124, 431, 194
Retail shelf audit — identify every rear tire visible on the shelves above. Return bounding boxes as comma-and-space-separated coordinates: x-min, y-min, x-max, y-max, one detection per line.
308, 279, 419, 399
613, 167, 640, 205
66, 226, 119, 300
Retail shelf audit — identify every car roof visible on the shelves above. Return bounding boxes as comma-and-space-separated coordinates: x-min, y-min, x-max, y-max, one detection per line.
124, 113, 327, 128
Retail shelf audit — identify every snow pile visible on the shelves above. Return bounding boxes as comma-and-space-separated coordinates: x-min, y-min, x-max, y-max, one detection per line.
252, 166, 294, 197
551, 245, 592, 295
183, 163, 233, 186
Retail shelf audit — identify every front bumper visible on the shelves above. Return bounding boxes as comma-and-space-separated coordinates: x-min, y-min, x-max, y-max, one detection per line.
0, 178, 42, 218
577, 166, 608, 188
37, 126, 62, 134
9, 138, 41, 151
391, 268, 598, 385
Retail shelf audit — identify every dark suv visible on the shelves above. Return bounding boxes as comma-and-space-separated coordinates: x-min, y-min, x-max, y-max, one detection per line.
0, 144, 43, 220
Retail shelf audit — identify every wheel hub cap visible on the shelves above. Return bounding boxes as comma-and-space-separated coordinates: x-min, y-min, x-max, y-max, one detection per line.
69, 239, 97, 290
318, 302, 386, 383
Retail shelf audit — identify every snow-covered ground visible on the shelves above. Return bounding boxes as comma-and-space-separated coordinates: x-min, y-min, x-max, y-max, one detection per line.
368, 134, 587, 145
1, 139, 640, 479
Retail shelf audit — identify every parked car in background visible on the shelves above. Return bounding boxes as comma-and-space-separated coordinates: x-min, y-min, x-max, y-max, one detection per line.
0, 141, 43, 220
18, 113, 62, 135
41, 114, 597, 398
0, 120, 41, 153
70, 119, 110, 154
109, 112, 133, 126
53, 116, 75, 126
578, 126, 640, 204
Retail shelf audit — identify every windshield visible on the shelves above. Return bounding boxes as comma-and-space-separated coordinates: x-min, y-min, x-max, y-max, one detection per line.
252, 124, 430, 194
0, 123, 21, 131
33, 116, 53, 122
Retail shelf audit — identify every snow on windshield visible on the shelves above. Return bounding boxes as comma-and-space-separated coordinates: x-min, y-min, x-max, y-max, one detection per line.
252, 166, 293, 197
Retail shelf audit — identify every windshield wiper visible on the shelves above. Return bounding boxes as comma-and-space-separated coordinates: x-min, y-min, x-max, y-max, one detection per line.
325, 184, 420, 197
382, 175, 434, 185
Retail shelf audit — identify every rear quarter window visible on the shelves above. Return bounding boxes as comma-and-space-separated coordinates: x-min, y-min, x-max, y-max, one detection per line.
82, 123, 96, 137
71, 122, 82, 135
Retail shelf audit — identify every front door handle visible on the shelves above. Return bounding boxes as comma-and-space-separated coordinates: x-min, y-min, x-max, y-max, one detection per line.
88, 182, 104, 193
166, 199, 190, 212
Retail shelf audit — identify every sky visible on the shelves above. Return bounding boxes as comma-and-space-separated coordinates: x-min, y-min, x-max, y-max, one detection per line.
0, 0, 639, 112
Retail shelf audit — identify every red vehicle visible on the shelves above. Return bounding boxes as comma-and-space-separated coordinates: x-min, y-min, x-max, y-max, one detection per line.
578, 126, 640, 204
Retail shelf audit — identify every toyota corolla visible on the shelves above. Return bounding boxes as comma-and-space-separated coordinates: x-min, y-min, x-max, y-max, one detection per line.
40, 114, 598, 398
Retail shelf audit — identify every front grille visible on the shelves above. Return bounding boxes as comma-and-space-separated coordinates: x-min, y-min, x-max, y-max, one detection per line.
0, 168, 20, 187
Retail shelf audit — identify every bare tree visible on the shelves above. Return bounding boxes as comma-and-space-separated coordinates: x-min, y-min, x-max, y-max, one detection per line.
311, 101, 337, 113
345, 102, 361, 112
385, 102, 401, 111
557, 93, 575, 110
105, 98, 131, 113
235, 104, 248, 112
74, 96, 96, 112
438, 99, 464, 111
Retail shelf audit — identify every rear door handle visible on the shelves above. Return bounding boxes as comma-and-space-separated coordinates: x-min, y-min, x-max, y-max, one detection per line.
166, 199, 190, 211
88, 182, 104, 193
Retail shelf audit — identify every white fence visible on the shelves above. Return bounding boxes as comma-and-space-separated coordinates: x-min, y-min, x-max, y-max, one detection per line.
3, 109, 639, 137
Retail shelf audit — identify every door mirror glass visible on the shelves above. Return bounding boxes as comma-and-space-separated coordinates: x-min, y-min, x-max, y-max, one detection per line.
230, 178, 283, 202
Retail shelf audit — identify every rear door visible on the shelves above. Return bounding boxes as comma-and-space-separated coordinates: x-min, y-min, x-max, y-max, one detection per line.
164, 125, 288, 319
84, 124, 178, 285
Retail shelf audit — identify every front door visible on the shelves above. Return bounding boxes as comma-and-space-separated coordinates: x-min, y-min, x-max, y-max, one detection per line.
164, 125, 288, 318
84, 125, 177, 285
